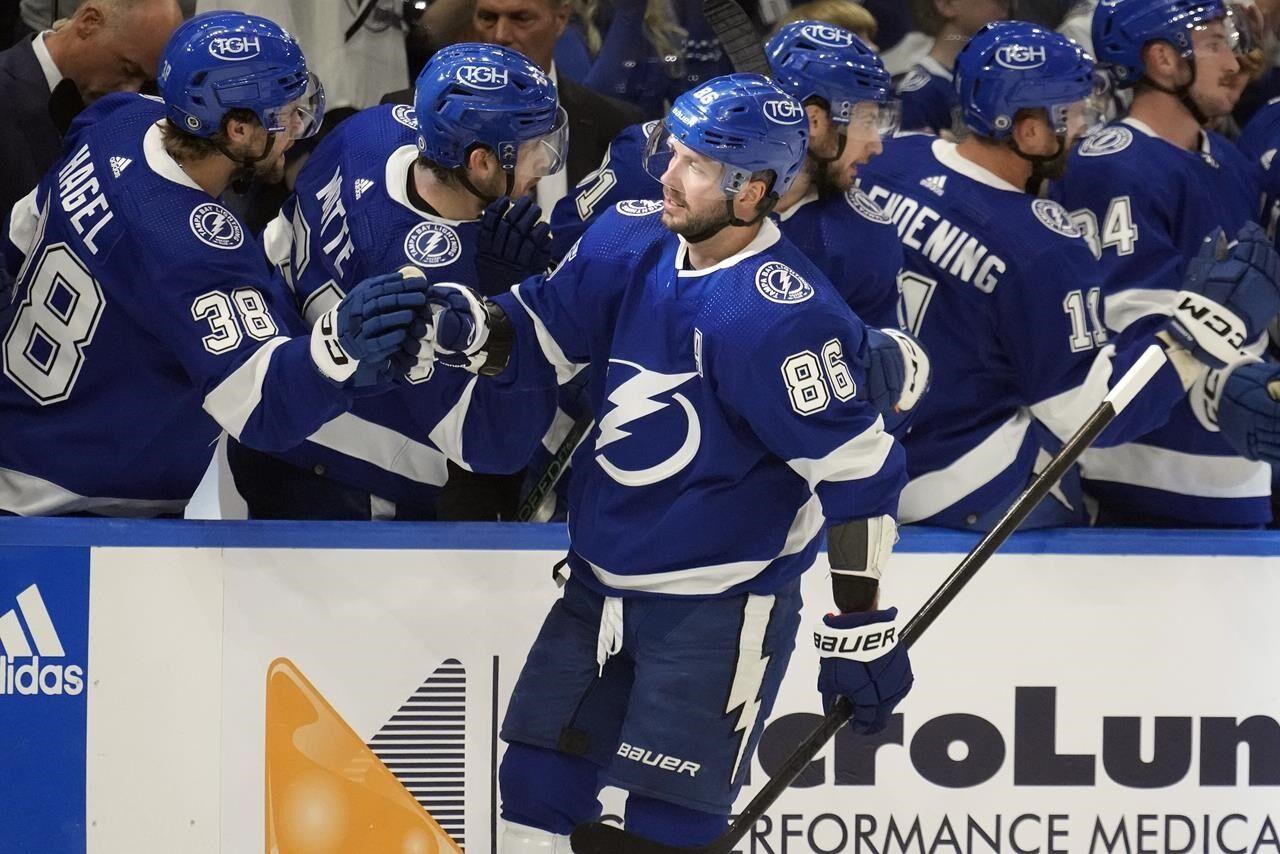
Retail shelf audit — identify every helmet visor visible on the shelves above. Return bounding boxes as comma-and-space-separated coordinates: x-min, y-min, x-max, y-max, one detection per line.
845, 97, 902, 142
262, 72, 325, 140
1190, 15, 1244, 60
514, 106, 570, 179
1049, 75, 1112, 141
642, 122, 750, 201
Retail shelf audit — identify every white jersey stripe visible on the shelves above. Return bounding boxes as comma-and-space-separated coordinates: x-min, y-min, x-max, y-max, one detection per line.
1104, 288, 1174, 334
787, 416, 895, 487
511, 282, 584, 385
0, 465, 187, 516
1080, 443, 1271, 499
1031, 345, 1116, 442
308, 412, 451, 486
899, 411, 1033, 523
428, 374, 480, 472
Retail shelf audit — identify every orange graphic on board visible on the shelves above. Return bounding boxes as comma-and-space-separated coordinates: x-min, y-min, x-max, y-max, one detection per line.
265, 657, 464, 854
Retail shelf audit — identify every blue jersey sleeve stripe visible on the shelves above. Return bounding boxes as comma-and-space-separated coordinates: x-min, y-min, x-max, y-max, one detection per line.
308, 412, 450, 485
510, 281, 584, 384
899, 412, 1034, 523
786, 417, 896, 488
1081, 443, 1271, 499
201, 336, 290, 439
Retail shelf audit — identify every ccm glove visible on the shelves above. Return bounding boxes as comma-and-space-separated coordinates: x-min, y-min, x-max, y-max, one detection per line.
815, 606, 913, 734
1168, 223, 1280, 368
1218, 360, 1280, 464
310, 271, 429, 387
474, 194, 553, 294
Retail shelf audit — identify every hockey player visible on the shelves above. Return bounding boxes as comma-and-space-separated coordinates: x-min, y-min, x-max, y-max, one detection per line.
551, 22, 927, 414
410, 75, 914, 849
893, 0, 1012, 135
1052, 0, 1275, 526
856, 21, 1280, 529
0, 12, 433, 517
228, 43, 567, 519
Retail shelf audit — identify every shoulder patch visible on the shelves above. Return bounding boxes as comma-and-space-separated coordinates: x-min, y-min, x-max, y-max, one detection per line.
896, 68, 931, 94
391, 104, 418, 130
616, 199, 664, 216
1031, 199, 1082, 239
755, 261, 814, 304
845, 188, 892, 224
1078, 126, 1133, 157
189, 203, 244, 250
403, 221, 462, 267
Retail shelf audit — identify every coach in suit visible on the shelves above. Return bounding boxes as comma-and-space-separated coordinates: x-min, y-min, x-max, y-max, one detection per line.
0, 0, 181, 222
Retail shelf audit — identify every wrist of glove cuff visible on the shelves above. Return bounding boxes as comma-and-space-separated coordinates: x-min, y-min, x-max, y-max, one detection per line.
310, 306, 359, 384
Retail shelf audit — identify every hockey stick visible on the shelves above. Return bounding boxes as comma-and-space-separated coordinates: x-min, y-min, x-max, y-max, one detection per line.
702, 0, 771, 75
569, 344, 1170, 854
515, 415, 594, 521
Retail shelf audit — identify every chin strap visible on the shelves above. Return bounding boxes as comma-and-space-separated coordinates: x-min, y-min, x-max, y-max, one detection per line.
455, 166, 515, 206
214, 134, 278, 194
806, 130, 848, 166
1009, 133, 1068, 195
1142, 57, 1211, 127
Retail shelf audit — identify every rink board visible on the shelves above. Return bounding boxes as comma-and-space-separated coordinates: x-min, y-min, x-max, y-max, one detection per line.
1, 520, 1279, 854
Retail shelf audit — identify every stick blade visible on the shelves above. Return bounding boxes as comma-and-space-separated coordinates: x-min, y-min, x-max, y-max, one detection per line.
570, 821, 710, 854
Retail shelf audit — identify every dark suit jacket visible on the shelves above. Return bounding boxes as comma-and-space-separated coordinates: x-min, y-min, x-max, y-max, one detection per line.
0, 35, 60, 223
380, 73, 644, 187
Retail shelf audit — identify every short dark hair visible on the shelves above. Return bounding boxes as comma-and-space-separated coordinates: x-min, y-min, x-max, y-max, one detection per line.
160, 108, 258, 162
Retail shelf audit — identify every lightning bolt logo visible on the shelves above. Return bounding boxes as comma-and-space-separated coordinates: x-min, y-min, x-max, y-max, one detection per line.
206, 211, 228, 238
595, 360, 701, 488
418, 231, 445, 259
725, 596, 776, 784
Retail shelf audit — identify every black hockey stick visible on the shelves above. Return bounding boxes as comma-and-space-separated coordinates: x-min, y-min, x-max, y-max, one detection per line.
702, 0, 771, 75
569, 344, 1170, 854
515, 416, 594, 522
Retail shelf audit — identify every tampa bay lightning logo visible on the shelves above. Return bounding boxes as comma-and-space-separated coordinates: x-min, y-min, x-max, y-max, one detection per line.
896, 68, 930, 94
845, 188, 892, 224
1032, 199, 1082, 239
596, 360, 701, 487
755, 261, 813, 304
391, 104, 418, 130
616, 200, 664, 216
403, 221, 462, 267
1079, 126, 1132, 157
189, 203, 243, 250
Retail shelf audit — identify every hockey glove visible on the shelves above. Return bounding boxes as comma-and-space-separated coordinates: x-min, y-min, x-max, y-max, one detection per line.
310, 271, 429, 387
418, 283, 514, 376
474, 195, 553, 295
1218, 360, 1280, 464
815, 607, 913, 734
862, 328, 931, 416
1168, 223, 1280, 369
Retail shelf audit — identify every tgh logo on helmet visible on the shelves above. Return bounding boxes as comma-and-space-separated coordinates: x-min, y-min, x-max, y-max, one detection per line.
208, 35, 262, 62
763, 99, 804, 125
800, 23, 855, 47
457, 65, 509, 90
995, 44, 1048, 70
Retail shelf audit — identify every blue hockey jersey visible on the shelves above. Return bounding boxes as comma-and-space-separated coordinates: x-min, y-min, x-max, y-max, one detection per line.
491, 205, 906, 598
260, 103, 555, 511
857, 135, 1187, 529
0, 94, 357, 516
550, 122, 904, 327
1051, 118, 1271, 526
1237, 97, 1280, 245
893, 57, 959, 136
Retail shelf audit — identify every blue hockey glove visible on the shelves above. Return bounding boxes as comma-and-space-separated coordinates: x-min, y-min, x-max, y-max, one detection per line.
474, 194, 553, 295
1218, 360, 1280, 464
408, 283, 514, 377
1168, 223, 1280, 368
861, 328, 931, 416
814, 607, 913, 734
310, 271, 429, 387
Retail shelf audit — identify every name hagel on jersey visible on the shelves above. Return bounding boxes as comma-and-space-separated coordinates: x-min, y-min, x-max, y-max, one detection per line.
1052, 118, 1272, 525
857, 135, 1186, 529
551, 121, 904, 328
492, 205, 906, 598
260, 104, 554, 510
0, 94, 353, 516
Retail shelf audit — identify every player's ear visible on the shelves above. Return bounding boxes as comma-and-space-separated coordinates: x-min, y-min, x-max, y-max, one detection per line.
1141, 41, 1180, 86
467, 146, 499, 180
805, 102, 829, 139
1011, 110, 1049, 155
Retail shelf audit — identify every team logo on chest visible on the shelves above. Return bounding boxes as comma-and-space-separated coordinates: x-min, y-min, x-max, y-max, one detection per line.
404, 221, 462, 267
190, 203, 244, 250
595, 360, 702, 487
1079, 126, 1132, 157
391, 104, 418, 130
616, 199, 664, 216
755, 261, 813, 304
1031, 199, 1082, 239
